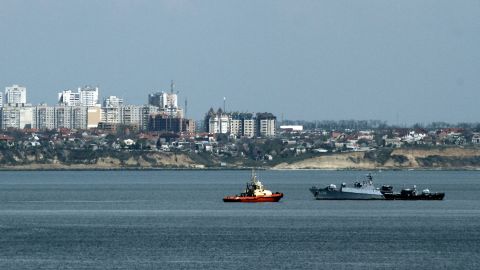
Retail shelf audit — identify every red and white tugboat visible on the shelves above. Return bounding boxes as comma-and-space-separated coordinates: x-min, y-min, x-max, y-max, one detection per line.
223, 170, 283, 202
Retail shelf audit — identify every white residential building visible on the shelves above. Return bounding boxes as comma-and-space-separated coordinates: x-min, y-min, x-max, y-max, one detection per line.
54, 106, 88, 130
5, 84, 27, 105
100, 105, 155, 130
243, 119, 256, 138
79, 86, 99, 106
58, 86, 99, 107
148, 91, 182, 117
33, 105, 56, 130
257, 119, 275, 137
0, 103, 102, 130
204, 111, 262, 138
256, 113, 276, 137
0, 104, 33, 129
149, 91, 178, 109
103, 96, 124, 107
120, 105, 142, 126
230, 113, 255, 138
230, 119, 242, 137
101, 106, 121, 124
208, 113, 230, 134
58, 90, 80, 106
141, 105, 159, 131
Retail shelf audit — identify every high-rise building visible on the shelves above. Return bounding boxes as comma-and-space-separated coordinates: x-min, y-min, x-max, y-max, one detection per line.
33, 105, 55, 130
58, 86, 99, 107
148, 91, 181, 117
209, 114, 230, 134
79, 86, 99, 106
5, 85, 27, 105
31, 105, 100, 130
103, 96, 124, 107
0, 104, 33, 129
97, 105, 158, 131
148, 91, 178, 109
141, 105, 159, 131
243, 119, 256, 138
148, 114, 195, 133
230, 118, 242, 137
204, 108, 230, 134
87, 107, 102, 129
256, 112, 276, 137
230, 112, 255, 138
0, 92, 3, 107
53, 106, 89, 130
101, 106, 121, 124
148, 92, 165, 108
203, 109, 275, 138
120, 105, 142, 126
58, 90, 80, 106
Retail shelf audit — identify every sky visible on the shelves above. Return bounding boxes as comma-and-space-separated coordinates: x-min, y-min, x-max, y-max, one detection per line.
0, 0, 479, 124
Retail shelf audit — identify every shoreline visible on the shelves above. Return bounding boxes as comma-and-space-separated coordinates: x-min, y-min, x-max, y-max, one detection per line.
0, 166, 479, 172
1, 146, 479, 172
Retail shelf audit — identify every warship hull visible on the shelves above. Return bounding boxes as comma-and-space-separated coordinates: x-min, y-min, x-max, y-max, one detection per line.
383, 193, 445, 200
310, 188, 384, 200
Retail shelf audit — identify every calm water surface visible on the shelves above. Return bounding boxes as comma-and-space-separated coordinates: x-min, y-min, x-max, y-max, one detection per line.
0, 170, 479, 269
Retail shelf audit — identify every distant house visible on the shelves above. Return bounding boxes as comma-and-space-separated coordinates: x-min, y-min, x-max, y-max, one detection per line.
331, 131, 343, 140
401, 131, 426, 144
279, 125, 303, 132
357, 130, 374, 141
123, 139, 135, 146
295, 146, 306, 154
160, 145, 170, 151
205, 145, 213, 152
0, 134, 15, 142
472, 133, 480, 144
384, 137, 403, 148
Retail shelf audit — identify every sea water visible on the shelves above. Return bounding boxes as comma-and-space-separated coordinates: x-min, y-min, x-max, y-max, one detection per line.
0, 170, 479, 269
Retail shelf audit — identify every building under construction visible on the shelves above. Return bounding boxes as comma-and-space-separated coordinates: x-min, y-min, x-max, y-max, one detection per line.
148, 114, 195, 133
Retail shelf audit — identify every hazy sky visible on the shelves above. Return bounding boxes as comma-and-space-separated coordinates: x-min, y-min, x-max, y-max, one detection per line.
0, 0, 479, 124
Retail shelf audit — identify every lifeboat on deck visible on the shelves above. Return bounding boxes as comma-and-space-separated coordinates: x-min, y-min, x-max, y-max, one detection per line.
223, 170, 283, 203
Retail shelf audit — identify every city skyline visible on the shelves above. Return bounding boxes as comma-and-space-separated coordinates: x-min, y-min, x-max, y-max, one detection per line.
0, 83, 280, 135
0, 1, 479, 124
1, 81, 478, 127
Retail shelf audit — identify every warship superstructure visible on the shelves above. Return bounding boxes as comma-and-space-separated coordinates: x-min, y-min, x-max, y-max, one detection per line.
309, 174, 384, 200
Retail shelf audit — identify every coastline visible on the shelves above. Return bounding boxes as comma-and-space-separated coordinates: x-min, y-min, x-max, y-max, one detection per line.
1, 146, 480, 171
0, 166, 479, 171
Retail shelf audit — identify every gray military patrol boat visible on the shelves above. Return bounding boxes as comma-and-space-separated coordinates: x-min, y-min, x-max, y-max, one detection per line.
309, 174, 384, 200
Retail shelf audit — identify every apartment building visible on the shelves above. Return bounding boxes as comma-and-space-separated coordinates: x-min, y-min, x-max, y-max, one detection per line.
5, 85, 27, 105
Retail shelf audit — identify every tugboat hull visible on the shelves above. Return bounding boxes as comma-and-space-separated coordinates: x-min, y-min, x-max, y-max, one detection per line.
223, 193, 283, 202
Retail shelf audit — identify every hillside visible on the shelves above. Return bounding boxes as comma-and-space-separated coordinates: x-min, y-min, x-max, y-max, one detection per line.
273, 147, 480, 170
0, 149, 206, 170
1, 147, 480, 170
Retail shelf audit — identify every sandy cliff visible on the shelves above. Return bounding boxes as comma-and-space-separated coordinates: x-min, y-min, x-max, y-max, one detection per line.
1, 147, 480, 170
0, 151, 205, 170
273, 147, 480, 170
